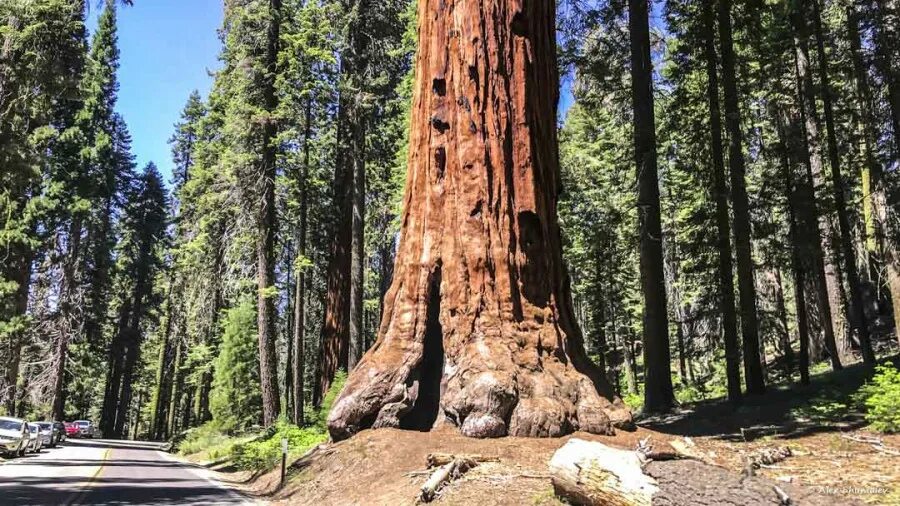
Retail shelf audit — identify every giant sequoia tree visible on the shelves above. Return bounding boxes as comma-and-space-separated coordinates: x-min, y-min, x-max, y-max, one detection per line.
327, 0, 632, 440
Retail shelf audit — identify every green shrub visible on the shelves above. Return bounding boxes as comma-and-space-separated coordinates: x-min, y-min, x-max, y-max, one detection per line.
854, 363, 900, 433
623, 392, 643, 411
674, 383, 703, 404
231, 419, 327, 471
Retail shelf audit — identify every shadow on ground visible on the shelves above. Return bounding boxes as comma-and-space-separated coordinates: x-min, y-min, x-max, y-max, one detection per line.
641, 356, 899, 442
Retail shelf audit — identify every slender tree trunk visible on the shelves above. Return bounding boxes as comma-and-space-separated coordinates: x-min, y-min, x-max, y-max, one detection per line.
167, 331, 184, 437
810, 0, 874, 365
792, 14, 843, 370
777, 106, 813, 384
50, 216, 83, 420
315, 88, 353, 406
872, 0, 900, 154
349, 102, 366, 370
292, 97, 312, 425
115, 332, 140, 437
717, 0, 765, 394
849, 6, 900, 346
773, 267, 795, 372
327, 0, 631, 440
629, 0, 674, 412
101, 302, 130, 436
255, 0, 282, 426
702, 0, 742, 402
3, 250, 31, 416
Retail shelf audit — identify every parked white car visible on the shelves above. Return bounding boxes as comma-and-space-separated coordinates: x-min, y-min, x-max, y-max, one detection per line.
25, 423, 43, 453
0, 416, 28, 457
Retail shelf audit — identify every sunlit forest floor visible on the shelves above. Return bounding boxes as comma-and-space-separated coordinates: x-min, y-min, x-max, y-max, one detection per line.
173, 357, 900, 505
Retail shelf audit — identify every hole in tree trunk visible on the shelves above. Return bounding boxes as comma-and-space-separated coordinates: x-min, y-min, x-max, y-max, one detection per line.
400, 267, 444, 431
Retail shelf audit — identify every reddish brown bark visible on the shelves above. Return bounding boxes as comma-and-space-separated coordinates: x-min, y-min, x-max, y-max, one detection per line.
327, 0, 631, 440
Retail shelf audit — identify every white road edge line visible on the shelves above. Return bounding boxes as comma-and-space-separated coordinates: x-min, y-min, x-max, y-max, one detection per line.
156, 450, 256, 505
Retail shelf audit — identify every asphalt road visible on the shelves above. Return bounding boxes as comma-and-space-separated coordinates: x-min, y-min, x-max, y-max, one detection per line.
0, 438, 251, 505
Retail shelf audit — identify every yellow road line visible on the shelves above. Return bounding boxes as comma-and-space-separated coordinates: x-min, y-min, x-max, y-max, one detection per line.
63, 447, 111, 506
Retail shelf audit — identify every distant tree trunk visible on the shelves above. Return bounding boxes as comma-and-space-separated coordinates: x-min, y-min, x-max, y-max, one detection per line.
772, 267, 795, 372
101, 302, 130, 436
717, 0, 765, 394
150, 282, 177, 439
327, 0, 631, 440
3, 249, 31, 416
255, 0, 282, 426
810, 0, 874, 365
849, 6, 900, 346
872, 0, 900, 153
776, 106, 814, 384
702, 0, 742, 402
592, 246, 608, 375
167, 330, 185, 436
315, 88, 352, 406
630, 0, 674, 412
792, 12, 843, 371
349, 103, 366, 370
292, 97, 312, 425
115, 331, 140, 437
50, 216, 83, 420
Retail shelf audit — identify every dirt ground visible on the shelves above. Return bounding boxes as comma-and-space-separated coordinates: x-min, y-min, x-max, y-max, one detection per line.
194, 361, 899, 505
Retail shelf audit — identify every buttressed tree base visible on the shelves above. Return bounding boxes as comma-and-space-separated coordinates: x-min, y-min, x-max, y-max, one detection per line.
327, 0, 632, 440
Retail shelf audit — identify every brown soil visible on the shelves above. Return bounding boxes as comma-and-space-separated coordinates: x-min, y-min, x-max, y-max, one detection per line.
202, 424, 892, 505
197, 361, 900, 505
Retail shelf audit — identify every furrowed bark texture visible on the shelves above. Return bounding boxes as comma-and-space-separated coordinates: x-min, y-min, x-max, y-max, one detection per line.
327, 0, 631, 440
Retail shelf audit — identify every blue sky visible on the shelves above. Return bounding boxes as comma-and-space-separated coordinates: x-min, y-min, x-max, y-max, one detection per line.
88, 0, 223, 184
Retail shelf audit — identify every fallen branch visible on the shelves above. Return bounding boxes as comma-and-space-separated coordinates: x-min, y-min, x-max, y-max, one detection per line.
419, 455, 480, 502
840, 434, 900, 456
426, 452, 498, 467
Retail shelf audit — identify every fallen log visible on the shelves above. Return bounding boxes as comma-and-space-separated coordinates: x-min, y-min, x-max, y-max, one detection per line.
549, 439, 856, 506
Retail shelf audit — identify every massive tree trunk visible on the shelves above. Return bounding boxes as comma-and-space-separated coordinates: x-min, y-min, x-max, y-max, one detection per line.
50, 216, 84, 420
327, 0, 631, 440
702, 0, 742, 402
810, 0, 874, 365
718, 0, 765, 394
630, 0, 674, 413
792, 13, 843, 370
255, 0, 282, 426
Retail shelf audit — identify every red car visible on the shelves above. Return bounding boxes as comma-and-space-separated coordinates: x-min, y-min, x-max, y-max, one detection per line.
64, 422, 79, 438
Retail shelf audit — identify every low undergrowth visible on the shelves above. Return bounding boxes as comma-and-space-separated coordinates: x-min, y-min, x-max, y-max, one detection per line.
177, 371, 347, 471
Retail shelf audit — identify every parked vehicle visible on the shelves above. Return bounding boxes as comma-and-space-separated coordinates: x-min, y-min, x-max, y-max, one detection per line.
25, 423, 42, 453
0, 416, 28, 457
53, 421, 67, 444
73, 420, 100, 439
64, 422, 79, 438
35, 422, 57, 448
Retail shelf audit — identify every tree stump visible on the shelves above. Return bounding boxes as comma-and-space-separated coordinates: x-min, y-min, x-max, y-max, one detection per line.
326, 0, 632, 441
